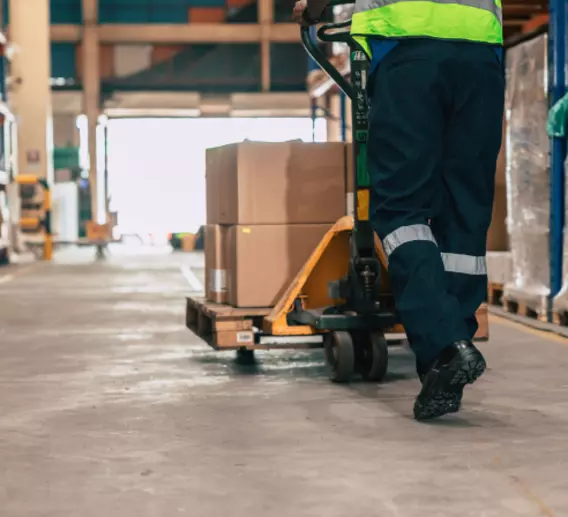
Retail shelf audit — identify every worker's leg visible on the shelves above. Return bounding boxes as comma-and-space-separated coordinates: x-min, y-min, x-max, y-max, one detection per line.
367, 40, 469, 374
431, 44, 505, 339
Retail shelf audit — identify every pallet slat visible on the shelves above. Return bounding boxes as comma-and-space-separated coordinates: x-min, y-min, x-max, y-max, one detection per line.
487, 282, 504, 307
502, 296, 548, 323
186, 296, 269, 350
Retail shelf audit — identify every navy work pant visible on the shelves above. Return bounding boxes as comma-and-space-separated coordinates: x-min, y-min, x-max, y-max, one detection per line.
367, 40, 505, 374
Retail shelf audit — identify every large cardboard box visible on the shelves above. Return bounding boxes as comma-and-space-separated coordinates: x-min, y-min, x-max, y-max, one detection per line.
487, 184, 508, 251
227, 224, 330, 308
205, 224, 229, 304
206, 142, 346, 225
345, 144, 355, 216
495, 117, 506, 187
345, 144, 355, 194
86, 221, 111, 241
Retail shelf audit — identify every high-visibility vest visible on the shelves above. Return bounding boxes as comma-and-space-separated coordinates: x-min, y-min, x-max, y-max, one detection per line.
351, 0, 503, 57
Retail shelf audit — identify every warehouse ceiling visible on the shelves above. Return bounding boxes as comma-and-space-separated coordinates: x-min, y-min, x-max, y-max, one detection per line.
503, 0, 548, 39
6, 0, 553, 99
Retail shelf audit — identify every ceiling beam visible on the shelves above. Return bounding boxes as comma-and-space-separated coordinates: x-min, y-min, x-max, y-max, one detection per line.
51, 24, 82, 42
258, 0, 274, 92
50, 23, 301, 44
503, 4, 547, 13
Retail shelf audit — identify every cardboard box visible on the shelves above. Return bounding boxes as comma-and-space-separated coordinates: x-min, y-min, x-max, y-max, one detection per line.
205, 225, 229, 304
86, 221, 111, 241
206, 142, 346, 225
487, 184, 508, 251
495, 117, 507, 187
346, 144, 355, 194
227, 224, 330, 308
345, 144, 354, 216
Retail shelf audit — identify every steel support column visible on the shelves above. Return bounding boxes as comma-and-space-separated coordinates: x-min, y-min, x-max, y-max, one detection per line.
9, 0, 53, 182
548, 0, 567, 303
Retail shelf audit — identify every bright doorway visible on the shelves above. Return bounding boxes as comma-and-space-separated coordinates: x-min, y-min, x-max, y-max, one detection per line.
106, 117, 327, 239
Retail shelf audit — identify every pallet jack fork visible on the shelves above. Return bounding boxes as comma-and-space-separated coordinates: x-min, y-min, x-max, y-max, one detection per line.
263, 6, 400, 382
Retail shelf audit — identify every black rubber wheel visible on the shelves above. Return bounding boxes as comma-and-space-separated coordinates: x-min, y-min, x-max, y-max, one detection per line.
358, 331, 388, 382
324, 331, 355, 383
236, 348, 256, 365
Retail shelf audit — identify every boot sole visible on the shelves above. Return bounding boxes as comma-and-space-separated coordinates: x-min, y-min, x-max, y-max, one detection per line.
414, 348, 486, 421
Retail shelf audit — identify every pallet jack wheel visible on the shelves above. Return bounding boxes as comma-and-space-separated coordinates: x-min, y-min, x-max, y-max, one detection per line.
358, 331, 388, 382
236, 348, 256, 365
324, 331, 355, 383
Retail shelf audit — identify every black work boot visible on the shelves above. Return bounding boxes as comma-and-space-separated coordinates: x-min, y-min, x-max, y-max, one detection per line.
413, 341, 486, 421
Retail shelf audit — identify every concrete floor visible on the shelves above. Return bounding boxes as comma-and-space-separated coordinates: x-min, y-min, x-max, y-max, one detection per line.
1, 246, 567, 517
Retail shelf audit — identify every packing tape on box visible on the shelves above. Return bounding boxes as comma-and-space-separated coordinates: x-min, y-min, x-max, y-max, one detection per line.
345, 190, 369, 219
209, 269, 227, 293
346, 193, 354, 217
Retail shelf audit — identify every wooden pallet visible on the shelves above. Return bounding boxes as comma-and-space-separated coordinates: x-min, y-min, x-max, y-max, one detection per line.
186, 296, 270, 350
487, 282, 504, 307
552, 310, 568, 326
502, 296, 548, 323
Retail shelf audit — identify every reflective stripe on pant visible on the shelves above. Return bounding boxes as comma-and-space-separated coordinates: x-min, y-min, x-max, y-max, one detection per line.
367, 39, 504, 373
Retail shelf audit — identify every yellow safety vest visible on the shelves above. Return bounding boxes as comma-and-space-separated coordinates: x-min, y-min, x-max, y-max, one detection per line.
351, 0, 503, 57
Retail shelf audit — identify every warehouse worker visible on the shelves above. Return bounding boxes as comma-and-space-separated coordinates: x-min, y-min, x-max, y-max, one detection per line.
293, 0, 504, 420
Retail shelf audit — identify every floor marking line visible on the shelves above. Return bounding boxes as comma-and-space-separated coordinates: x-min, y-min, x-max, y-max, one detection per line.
180, 265, 203, 292
489, 313, 568, 346
493, 456, 555, 517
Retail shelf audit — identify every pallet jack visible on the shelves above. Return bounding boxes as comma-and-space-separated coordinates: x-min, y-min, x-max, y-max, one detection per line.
186, 4, 488, 380
187, 3, 402, 383
282, 4, 397, 382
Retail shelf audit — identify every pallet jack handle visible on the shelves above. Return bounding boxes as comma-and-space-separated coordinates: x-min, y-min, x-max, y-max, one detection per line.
301, 0, 356, 100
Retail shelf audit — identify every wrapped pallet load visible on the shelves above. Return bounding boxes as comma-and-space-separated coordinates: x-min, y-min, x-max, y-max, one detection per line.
503, 33, 550, 319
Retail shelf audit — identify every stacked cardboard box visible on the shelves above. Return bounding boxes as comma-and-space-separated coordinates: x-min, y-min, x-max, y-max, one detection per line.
205, 142, 346, 308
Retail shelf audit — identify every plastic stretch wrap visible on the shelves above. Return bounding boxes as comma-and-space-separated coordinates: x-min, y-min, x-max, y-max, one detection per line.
487, 252, 513, 285
504, 34, 550, 313
332, 4, 354, 56
552, 157, 568, 312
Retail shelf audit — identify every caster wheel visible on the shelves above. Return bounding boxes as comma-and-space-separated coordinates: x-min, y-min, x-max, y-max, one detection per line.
358, 331, 388, 382
324, 331, 355, 383
236, 348, 256, 365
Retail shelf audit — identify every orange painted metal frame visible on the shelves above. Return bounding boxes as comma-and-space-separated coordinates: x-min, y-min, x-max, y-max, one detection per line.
262, 215, 405, 336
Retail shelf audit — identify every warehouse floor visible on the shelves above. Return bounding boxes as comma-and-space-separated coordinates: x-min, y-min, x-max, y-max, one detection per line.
1, 247, 567, 517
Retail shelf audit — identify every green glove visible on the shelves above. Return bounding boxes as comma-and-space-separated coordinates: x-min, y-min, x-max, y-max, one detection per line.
547, 92, 568, 138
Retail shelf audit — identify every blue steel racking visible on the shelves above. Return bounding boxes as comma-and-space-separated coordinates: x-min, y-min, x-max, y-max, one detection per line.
548, 0, 567, 306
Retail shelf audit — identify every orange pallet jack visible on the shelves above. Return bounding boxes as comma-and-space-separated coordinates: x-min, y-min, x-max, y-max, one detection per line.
186, 4, 488, 382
